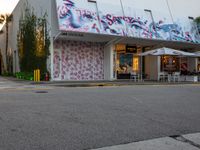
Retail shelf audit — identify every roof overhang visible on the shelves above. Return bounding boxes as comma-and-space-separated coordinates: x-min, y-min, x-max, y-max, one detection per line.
54, 31, 117, 43
119, 37, 200, 52
55, 31, 200, 51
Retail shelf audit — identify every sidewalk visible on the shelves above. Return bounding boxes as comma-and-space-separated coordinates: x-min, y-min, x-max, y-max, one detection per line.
1, 76, 200, 87
91, 133, 200, 150
32, 79, 200, 87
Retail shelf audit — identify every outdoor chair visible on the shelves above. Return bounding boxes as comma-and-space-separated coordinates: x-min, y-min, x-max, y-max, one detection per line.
130, 72, 139, 82
172, 72, 180, 82
158, 72, 168, 82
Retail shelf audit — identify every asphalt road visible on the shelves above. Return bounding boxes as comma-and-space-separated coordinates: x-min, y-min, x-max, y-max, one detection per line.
0, 82, 200, 150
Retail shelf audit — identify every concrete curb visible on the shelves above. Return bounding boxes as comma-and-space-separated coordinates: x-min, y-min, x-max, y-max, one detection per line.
1, 76, 200, 87
31, 81, 200, 87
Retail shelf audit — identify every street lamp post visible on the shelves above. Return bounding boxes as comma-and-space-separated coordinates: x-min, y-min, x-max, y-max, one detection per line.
165, 0, 174, 23
144, 9, 158, 38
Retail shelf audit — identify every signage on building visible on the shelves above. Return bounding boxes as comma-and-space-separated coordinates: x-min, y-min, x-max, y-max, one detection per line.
126, 45, 137, 53
116, 44, 126, 53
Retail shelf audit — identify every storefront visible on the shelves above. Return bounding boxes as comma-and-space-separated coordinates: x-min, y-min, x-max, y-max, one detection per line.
161, 56, 180, 73
113, 44, 140, 79
52, 0, 200, 81
198, 58, 200, 71
2, 0, 200, 81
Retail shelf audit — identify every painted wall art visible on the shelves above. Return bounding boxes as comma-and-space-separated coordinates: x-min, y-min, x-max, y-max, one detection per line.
53, 40, 104, 80
56, 0, 200, 43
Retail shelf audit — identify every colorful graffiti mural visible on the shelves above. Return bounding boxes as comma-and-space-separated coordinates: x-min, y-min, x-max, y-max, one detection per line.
56, 0, 200, 44
53, 40, 104, 80
57, 0, 101, 33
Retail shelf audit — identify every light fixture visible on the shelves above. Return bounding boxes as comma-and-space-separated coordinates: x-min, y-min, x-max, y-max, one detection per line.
144, 9, 152, 12
88, 0, 96, 2
188, 16, 194, 20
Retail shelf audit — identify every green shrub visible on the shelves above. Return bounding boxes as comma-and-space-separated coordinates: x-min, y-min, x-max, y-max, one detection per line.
15, 72, 34, 81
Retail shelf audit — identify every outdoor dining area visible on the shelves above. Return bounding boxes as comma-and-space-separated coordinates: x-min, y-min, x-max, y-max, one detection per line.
137, 47, 200, 82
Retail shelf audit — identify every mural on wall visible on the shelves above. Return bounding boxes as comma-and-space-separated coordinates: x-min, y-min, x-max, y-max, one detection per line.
153, 12, 200, 43
53, 40, 104, 80
56, 0, 200, 43
97, 1, 127, 36
124, 8, 153, 39
177, 17, 200, 43
57, 0, 101, 33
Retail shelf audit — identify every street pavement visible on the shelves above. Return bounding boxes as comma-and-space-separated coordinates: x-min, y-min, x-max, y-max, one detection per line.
0, 76, 52, 90
0, 76, 200, 150
0, 77, 25, 89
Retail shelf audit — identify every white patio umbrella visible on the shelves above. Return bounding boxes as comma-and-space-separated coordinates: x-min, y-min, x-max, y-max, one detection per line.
194, 51, 200, 57
138, 47, 196, 57
138, 47, 196, 80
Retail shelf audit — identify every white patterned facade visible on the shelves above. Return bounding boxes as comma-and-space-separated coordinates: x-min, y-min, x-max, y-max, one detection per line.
53, 40, 104, 80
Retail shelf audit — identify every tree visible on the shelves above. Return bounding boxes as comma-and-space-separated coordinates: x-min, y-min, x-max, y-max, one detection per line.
0, 17, 5, 74
17, 5, 50, 74
0, 14, 13, 73
195, 16, 200, 23
195, 16, 200, 33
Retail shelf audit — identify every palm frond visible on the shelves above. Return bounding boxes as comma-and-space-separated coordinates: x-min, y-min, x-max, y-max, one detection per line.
195, 16, 200, 24
0, 14, 13, 24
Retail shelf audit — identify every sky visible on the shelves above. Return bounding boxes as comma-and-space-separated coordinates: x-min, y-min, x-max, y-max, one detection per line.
0, 0, 19, 14
0, 0, 19, 29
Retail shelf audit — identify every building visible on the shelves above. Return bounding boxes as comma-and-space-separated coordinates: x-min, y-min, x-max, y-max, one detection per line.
0, 0, 200, 80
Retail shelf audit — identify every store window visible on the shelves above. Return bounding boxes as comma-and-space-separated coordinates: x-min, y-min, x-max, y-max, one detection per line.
198, 58, 200, 71
161, 56, 180, 73
115, 44, 140, 79
133, 56, 139, 72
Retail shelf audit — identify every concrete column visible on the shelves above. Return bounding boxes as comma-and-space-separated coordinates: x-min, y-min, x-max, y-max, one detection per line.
158, 56, 161, 73
146, 56, 159, 80
188, 57, 198, 72
49, 37, 54, 81
50, 0, 54, 81
104, 43, 114, 80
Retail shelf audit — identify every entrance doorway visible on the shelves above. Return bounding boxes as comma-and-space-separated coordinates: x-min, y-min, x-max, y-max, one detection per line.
115, 44, 141, 79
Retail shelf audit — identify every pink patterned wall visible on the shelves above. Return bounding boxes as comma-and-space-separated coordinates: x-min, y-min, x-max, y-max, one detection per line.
53, 40, 104, 80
